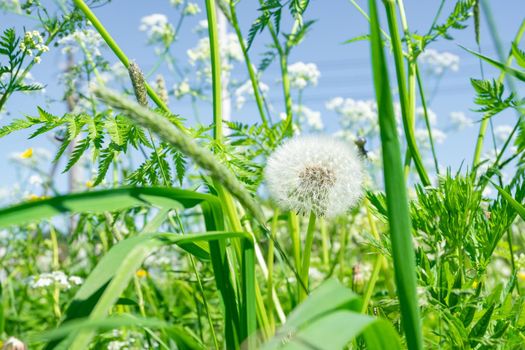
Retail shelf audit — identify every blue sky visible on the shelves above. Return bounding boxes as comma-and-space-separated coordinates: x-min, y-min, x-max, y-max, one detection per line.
1, 0, 524, 193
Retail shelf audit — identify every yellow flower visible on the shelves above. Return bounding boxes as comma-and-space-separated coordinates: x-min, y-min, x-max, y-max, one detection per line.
85, 180, 94, 188
20, 148, 33, 159
26, 194, 49, 201
136, 269, 148, 278
518, 271, 525, 282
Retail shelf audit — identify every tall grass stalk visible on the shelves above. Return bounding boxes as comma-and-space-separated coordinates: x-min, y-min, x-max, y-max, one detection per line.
228, 1, 269, 125
369, 0, 423, 349
383, 0, 430, 186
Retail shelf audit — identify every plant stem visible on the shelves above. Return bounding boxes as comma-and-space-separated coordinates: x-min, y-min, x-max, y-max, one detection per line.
383, 0, 430, 186
320, 218, 329, 268
205, 0, 223, 142
472, 16, 525, 167
289, 212, 301, 272
299, 212, 317, 302
369, 1, 423, 348
267, 209, 278, 332
72, 0, 176, 120
229, 1, 268, 125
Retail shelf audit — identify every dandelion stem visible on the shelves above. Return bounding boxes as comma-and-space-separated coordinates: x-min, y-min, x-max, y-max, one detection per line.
320, 218, 329, 268
299, 212, 317, 302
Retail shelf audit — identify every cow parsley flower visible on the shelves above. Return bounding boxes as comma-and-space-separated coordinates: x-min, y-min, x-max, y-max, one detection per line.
265, 136, 363, 217
234, 80, 269, 109
58, 29, 104, 57
419, 49, 459, 75
288, 62, 320, 89
183, 2, 201, 15
139, 14, 175, 44
29, 271, 83, 290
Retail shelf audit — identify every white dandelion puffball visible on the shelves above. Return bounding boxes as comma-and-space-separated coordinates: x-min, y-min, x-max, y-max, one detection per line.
265, 136, 364, 217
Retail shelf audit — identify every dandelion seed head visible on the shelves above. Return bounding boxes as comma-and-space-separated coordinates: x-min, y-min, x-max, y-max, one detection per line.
265, 136, 364, 217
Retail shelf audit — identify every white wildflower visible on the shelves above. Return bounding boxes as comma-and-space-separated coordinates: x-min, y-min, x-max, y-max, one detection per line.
28, 175, 43, 186
265, 136, 364, 217
58, 29, 104, 57
173, 80, 191, 98
20, 30, 48, 58
293, 105, 324, 131
449, 111, 472, 130
29, 271, 83, 290
194, 20, 208, 34
1, 337, 27, 350
170, 0, 183, 7
234, 80, 269, 109
419, 49, 459, 75
288, 62, 320, 89
183, 2, 201, 15
0, 0, 22, 13
415, 107, 437, 125
139, 14, 175, 44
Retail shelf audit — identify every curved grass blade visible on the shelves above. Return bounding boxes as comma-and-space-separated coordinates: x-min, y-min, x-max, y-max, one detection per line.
369, 0, 423, 349
0, 187, 211, 228
44, 231, 253, 350
492, 182, 525, 220
461, 45, 525, 82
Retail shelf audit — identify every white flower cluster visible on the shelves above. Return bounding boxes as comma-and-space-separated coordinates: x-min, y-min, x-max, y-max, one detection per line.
418, 49, 460, 75
28, 271, 83, 290
327, 97, 447, 149
288, 62, 320, 89
187, 34, 243, 66
193, 20, 208, 34
293, 105, 324, 131
0, 0, 22, 13
173, 79, 192, 98
58, 29, 104, 57
20, 30, 49, 63
183, 2, 201, 15
326, 97, 378, 138
234, 80, 269, 109
265, 136, 363, 217
139, 14, 175, 44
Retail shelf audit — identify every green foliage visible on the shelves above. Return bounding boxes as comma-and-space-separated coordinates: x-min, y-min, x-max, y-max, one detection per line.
470, 78, 523, 118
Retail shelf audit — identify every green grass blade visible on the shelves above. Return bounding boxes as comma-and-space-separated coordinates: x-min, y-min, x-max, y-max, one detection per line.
461, 45, 525, 82
44, 231, 252, 349
383, 0, 430, 186
492, 183, 525, 220
369, 0, 423, 349
0, 187, 211, 227
31, 315, 167, 343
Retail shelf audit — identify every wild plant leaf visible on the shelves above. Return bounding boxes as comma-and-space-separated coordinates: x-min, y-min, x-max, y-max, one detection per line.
462, 45, 525, 82
511, 42, 525, 68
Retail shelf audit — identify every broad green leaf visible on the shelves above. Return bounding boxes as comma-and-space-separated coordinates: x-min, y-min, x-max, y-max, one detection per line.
261, 279, 402, 350
0, 187, 211, 227
49, 231, 253, 350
